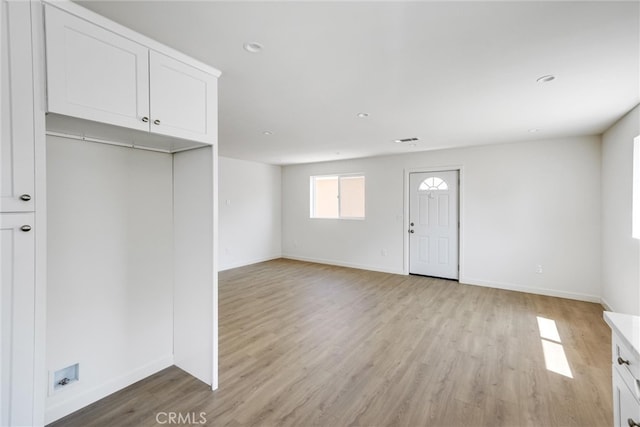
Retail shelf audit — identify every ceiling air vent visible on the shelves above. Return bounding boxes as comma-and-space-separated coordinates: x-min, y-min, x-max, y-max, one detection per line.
394, 137, 419, 143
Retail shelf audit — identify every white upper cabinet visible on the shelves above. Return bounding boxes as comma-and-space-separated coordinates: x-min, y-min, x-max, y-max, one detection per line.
44, 4, 218, 144
44, 5, 150, 132
149, 51, 217, 144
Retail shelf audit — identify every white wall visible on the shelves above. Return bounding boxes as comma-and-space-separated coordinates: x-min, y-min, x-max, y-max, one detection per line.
219, 156, 281, 270
46, 136, 174, 423
283, 136, 602, 302
602, 104, 640, 315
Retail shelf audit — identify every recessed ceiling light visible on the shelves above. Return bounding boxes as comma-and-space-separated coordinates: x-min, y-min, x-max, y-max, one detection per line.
243, 42, 263, 53
262, 131, 272, 135
528, 128, 540, 133
536, 75, 556, 83
357, 113, 369, 118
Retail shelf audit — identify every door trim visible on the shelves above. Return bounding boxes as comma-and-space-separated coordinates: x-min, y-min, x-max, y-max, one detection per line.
403, 166, 464, 279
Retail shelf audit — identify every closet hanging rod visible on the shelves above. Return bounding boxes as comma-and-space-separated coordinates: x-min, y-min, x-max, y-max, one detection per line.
45, 130, 173, 154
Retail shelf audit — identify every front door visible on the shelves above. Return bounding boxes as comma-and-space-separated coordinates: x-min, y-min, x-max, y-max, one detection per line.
409, 171, 459, 279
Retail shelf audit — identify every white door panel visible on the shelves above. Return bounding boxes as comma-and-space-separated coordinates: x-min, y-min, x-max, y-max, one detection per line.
1, 1, 35, 212
44, 5, 150, 131
1, 213, 35, 426
409, 171, 459, 279
149, 50, 217, 144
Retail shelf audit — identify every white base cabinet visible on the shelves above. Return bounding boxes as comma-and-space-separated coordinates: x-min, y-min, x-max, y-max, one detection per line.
604, 312, 640, 427
1, 213, 36, 427
613, 368, 640, 427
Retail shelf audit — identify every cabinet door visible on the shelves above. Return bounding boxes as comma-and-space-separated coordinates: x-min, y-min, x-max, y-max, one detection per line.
149, 51, 217, 144
1, 213, 35, 426
1, 1, 35, 212
614, 368, 640, 427
44, 5, 150, 132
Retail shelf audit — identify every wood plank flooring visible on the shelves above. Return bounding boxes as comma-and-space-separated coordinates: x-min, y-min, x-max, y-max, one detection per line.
50, 259, 612, 427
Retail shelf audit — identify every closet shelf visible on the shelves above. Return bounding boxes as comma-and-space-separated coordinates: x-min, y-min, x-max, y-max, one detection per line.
46, 113, 211, 154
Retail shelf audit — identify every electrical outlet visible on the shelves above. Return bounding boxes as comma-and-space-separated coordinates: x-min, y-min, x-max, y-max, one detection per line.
536, 264, 543, 274
381, 249, 387, 256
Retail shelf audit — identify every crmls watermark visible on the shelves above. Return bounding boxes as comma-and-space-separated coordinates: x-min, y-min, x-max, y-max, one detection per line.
155, 412, 207, 424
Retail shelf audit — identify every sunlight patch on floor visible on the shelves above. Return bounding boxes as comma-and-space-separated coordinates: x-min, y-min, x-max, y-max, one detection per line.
537, 316, 573, 378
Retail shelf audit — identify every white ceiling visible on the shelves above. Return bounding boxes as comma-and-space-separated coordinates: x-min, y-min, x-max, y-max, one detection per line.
76, 1, 639, 165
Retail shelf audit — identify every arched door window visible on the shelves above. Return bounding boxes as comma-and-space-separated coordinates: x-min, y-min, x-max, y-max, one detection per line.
418, 177, 448, 191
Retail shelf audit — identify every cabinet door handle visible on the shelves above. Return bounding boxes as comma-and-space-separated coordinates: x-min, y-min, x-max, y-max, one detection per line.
153, 119, 161, 125
20, 194, 31, 201
20, 225, 31, 232
618, 356, 630, 366
628, 418, 640, 427
141, 116, 149, 123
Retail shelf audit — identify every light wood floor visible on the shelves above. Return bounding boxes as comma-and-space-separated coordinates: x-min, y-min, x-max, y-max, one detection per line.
51, 259, 612, 427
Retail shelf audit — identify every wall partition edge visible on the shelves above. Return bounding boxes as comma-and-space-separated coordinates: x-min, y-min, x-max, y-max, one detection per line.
30, 1, 48, 425
173, 145, 217, 389
212, 143, 219, 390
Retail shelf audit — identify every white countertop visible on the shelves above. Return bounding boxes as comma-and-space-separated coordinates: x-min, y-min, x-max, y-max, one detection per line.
604, 311, 640, 360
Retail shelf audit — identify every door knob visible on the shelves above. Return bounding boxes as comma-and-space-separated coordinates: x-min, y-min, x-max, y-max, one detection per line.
20, 194, 31, 201
141, 116, 149, 123
153, 119, 161, 125
628, 419, 640, 427
409, 229, 414, 234
410, 222, 414, 226
20, 225, 31, 232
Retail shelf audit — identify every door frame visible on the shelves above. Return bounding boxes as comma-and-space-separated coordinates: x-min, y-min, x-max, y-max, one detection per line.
403, 166, 464, 279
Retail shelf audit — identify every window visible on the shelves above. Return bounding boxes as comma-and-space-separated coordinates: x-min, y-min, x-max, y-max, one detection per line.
310, 174, 365, 219
419, 177, 448, 191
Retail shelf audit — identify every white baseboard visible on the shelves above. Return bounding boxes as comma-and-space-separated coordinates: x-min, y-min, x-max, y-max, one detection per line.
460, 276, 601, 303
600, 297, 614, 312
282, 254, 404, 275
281, 257, 602, 303
45, 355, 174, 424
219, 254, 282, 271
